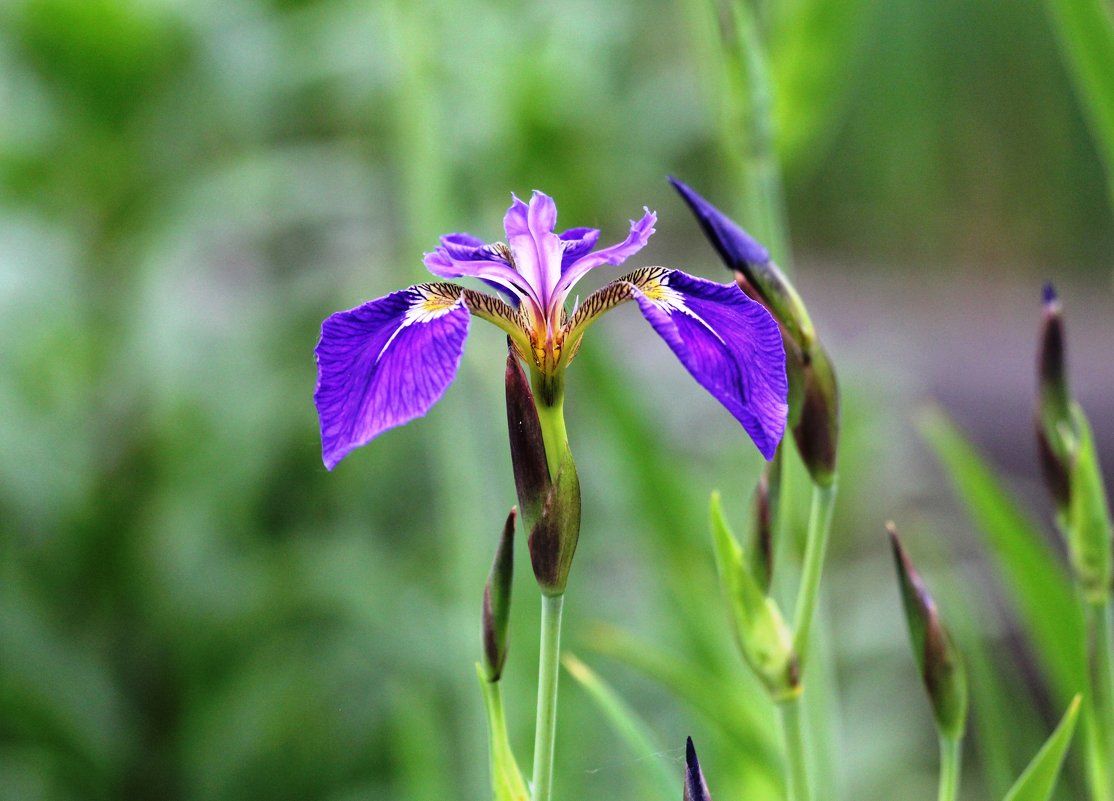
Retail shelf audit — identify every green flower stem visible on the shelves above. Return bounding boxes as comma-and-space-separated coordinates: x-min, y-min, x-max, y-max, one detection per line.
937, 734, 962, 801
792, 481, 839, 671
531, 593, 565, 801
777, 696, 811, 801
531, 370, 568, 480
1085, 598, 1114, 800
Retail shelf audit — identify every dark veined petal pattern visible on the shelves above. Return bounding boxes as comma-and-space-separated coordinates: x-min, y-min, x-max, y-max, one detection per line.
315, 283, 470, 469
629, 269, 787, 459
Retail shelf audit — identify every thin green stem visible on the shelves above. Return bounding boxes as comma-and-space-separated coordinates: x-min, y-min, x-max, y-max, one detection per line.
937, 734, 962, 801
777, 697, 811, 801
480, 668, 529, 801
531, 593, 565, 801
1085, 599, 1114, 800
792, 481, 839, 671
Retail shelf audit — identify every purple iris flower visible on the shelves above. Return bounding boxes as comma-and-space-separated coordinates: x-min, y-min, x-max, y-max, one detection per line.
314, 191, 788, 469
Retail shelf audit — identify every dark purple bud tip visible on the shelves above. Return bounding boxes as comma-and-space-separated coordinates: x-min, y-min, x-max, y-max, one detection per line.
683, 736, 713, 801
668, 176, 771, 269
887, 522, 968, 740
482, 507, 517, 682
1042, 281, 1059, 308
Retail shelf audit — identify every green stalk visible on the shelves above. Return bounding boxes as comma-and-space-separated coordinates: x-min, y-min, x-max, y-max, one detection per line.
1085, 599, 1114, 800
792, 481, 839, 670
937, 734, 962, 801
714, 0, 793, 269
777, 696, 811, 801
531, 593, 565, 801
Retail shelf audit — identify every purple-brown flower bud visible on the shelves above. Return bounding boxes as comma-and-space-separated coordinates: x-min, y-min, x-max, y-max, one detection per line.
792, 341, 839, 488
526, 447, 581, 595
482, 508, 516, 682
506, 349, 549, 528
1037, 283, 1073, 512
683, 737, 713, 801
748, 462, 777, 593
888, 523, 968, 740
506, 347, 582, 595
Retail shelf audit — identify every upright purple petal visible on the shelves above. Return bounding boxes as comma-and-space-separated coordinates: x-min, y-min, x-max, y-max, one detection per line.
504, 191, 563, 304
684, 737, 713, 801
559, 227, 600, 268
629, 270, 787, 459
668, 177, 770, 269
554, 208, 656, 301
315, 284, 470, 469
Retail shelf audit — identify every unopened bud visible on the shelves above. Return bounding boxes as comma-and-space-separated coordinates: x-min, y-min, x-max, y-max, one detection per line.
669, 176, 815, 350
711, 492, 799, 700
887, 523, 967, 740
506, 349, 549, 528
683, 737, 713, 801
793, 342, 839, 487
1037, 284, 1074, 512
482, 508, 517, 682
748, 462, 777, 593
506, 348, 582, 595
527, 446, 581, 595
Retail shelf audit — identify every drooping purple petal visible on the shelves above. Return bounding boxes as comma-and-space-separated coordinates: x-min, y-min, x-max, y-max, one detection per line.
554, 208, 656, 301
315, 284, 470, 469
668, 177, 770, 269
629, 269, 787, 459
559, 227, 600, 268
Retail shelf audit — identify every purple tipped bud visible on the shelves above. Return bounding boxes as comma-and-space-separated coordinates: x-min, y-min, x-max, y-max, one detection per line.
506, 348, 550, 528
527, 447, 581, 595
683, 737, 713, 801
482, 508, 516, 682
888, 523, 968, 740
669, 176, 815, 351
1036, 284, 1073, 512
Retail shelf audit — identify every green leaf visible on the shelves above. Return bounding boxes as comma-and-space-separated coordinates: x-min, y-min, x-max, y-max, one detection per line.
917, 407, 1086, 701
476, 666, 529, 801
1002, 694, 1082, 801
561, 653, 675, 800
1042, 0, 1114, 205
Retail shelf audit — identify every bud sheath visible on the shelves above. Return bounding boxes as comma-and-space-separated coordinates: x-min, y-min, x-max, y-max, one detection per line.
482, 508, 517, 682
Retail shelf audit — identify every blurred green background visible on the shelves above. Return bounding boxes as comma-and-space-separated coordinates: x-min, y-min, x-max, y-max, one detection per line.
2, 0, 1112, 799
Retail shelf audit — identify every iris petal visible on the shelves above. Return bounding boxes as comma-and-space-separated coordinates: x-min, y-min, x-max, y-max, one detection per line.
315, 284, 470, 469
559, 227, 600, 268
554, 209, 656, 301
668, 177, 770, 268
629, 270, 787, 459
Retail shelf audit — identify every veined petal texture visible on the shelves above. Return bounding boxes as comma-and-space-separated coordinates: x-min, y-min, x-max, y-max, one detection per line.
630, 270, 787, 459
315, 284, 470, 469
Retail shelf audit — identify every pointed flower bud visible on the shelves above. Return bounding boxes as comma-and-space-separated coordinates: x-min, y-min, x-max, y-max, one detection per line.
482, 508, 517, 682
792, 341, 839, 487
1036, 284, 1074, 512
671, 177, 838, 485
683, 737, 713, 801
527, 446, 581, 595
748, 462, 777, 593
505, 348, 581, 595
506, 349, 550, 528
1033, 287, 1112, 601
887, 523, 968, 740
711, 492, 800, 700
